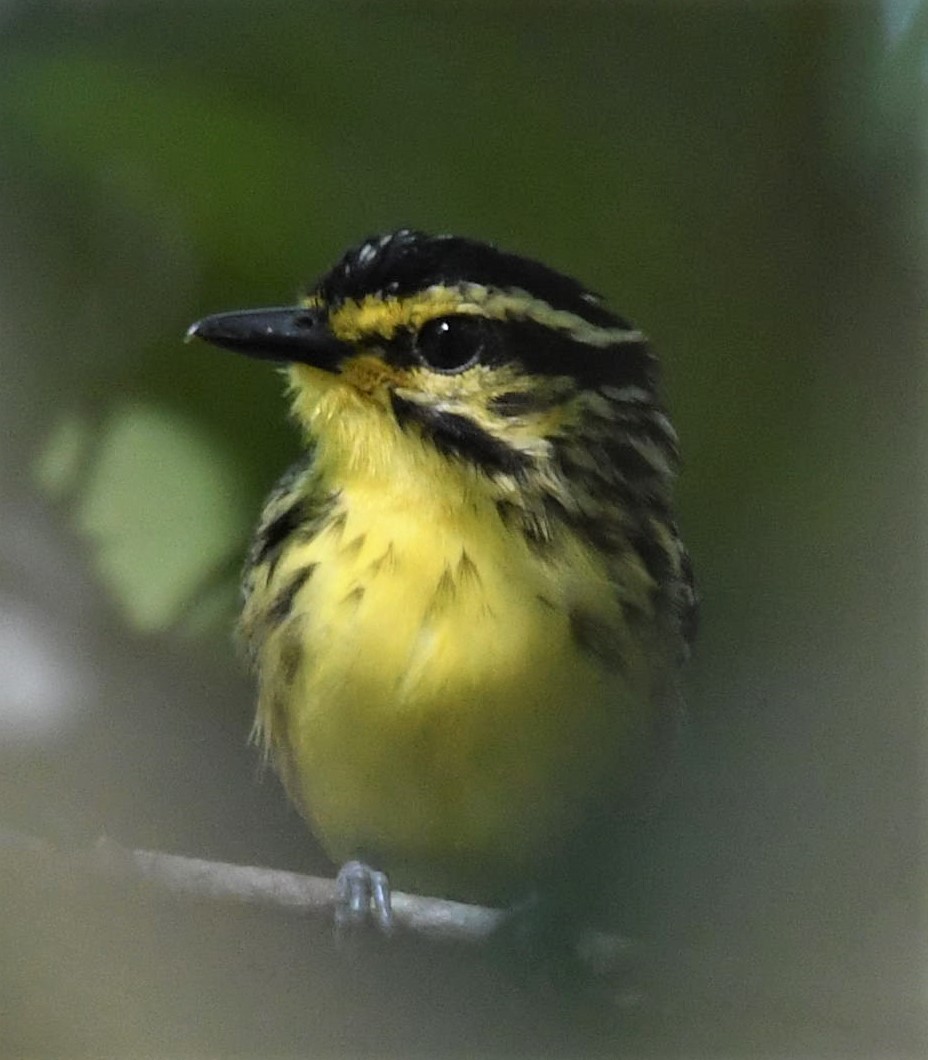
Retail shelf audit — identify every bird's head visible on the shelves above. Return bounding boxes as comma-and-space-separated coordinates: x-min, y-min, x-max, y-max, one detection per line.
189, 230, 676, 508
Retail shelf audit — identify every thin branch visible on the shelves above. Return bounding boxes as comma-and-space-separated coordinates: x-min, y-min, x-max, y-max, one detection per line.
1, 830, 505, 943
3, 829, 636, 973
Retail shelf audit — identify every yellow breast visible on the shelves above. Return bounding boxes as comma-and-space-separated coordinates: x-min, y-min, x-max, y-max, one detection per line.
253, 473, 656, 902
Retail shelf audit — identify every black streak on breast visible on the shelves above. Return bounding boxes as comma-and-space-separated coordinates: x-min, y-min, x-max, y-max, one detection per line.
267, 565, 316, 626
254, 502, 306, 572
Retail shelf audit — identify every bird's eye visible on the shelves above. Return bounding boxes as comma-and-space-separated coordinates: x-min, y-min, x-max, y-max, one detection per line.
415, 316, 485, 373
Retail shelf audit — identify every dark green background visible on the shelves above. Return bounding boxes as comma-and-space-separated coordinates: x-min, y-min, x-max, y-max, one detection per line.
0, 2, 923, 1055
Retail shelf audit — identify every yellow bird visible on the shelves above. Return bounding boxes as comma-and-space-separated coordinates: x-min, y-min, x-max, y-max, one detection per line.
189, 230, 696, 930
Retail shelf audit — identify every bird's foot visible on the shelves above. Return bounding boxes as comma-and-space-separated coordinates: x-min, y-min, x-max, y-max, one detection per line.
334, 860, 394, 937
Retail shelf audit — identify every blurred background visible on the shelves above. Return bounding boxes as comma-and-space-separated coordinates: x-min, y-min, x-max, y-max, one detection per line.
0, 0, 924, 1055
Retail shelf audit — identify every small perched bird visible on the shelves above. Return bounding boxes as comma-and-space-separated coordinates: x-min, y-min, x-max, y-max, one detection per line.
189, 230, 696, 929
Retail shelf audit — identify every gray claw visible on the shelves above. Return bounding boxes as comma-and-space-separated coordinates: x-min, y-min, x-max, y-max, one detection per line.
335, 860, 394, 935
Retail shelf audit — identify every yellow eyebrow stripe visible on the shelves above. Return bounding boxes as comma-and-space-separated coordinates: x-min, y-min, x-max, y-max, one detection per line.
324, 284, 644, 348
327, 287, 465, 342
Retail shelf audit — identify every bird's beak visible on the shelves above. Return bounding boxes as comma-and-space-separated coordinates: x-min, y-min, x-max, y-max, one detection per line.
186, 306, 351, 371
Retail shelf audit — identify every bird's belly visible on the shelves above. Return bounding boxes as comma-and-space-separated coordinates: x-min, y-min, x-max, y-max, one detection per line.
261, 511, 652, 902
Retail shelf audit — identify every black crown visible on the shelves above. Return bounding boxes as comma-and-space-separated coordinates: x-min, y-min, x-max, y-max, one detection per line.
317, 229, 629, 331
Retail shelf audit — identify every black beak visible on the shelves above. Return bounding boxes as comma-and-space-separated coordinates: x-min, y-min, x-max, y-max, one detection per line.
186, 306, 351, 371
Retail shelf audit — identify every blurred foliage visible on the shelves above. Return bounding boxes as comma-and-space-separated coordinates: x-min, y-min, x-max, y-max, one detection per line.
36, 403, 248, 629
0, 1, 924, 1055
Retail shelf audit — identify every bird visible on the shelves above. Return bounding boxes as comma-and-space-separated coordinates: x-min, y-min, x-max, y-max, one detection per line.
188, 229, 696, 934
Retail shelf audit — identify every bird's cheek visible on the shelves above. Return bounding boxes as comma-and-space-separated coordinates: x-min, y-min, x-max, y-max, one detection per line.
339, 354, 411, 397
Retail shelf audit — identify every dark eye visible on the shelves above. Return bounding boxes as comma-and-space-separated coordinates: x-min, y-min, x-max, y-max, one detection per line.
415, 316, 485, 373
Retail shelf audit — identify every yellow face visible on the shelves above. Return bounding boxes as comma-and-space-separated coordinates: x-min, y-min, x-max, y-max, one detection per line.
189, 230, 661, 503
287, 280, 649, 494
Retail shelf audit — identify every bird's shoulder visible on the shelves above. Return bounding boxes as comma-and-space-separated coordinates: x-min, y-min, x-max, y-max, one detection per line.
241, 448, 331, 599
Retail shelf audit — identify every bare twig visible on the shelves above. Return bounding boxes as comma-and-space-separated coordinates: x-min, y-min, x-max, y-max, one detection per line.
0, 830, 505, 943
2, 829, 637, 973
